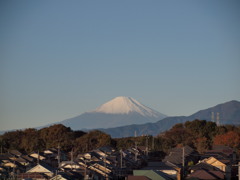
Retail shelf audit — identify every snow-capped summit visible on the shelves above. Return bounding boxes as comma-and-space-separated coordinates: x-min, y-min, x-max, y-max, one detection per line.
60, 96, 167, 130
93, 96, 163, 118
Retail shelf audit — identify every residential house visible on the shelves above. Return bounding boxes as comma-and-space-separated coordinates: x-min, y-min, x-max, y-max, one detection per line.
30, 152, 46, 161
133, 170, 174, 180
186, 169, 224, 180
202, 156, 231, 180
163, 146, 199, 167
128, 175, 151, 180
59, 161, 83, 171
141, 161, 180, 180
187, 162, 225, 180
50, 171, 83, 180
9, 150, 22, 157
17, 172, 48, 180
27, 162, 56, 178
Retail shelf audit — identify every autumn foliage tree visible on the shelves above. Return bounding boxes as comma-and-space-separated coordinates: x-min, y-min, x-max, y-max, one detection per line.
213, 131, 240, 149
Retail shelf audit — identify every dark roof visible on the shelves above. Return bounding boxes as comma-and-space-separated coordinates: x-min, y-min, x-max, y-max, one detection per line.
207, 145, 234, 156
163, 152, 182, 165
9, 150, 22, 157
163, 145, 197, 165
99, 146, 115, 153
22, 155, 34, 162
187, 169, 224, 180
201, 151, 228, 160
0, 153, 14, 160
128, 175, 151, 180
171, 145, 195, 156
37, 162, 56, 172
190, 162, 222, 172
15, 157, 28, 163
145, 162, 177, 171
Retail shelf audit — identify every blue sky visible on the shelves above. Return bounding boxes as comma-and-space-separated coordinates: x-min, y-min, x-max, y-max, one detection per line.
1, 0, 240, 131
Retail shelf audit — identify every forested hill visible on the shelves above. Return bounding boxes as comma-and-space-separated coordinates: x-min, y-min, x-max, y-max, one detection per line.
1, 120, 240, 156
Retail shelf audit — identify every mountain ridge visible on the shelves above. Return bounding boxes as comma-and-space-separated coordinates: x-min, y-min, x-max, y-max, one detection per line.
100, 100, 240, 138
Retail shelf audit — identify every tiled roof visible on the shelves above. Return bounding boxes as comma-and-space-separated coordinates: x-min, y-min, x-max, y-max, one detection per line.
187, 169, 224, 179
128, 175, 151, 180
190, 162, 222, 172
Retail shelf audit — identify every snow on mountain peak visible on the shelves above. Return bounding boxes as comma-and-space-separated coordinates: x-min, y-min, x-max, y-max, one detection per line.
92, 96, 165, 118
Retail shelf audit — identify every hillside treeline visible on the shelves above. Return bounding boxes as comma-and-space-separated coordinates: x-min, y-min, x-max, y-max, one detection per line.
0, 124, 113, 154
0, 120, 240, 155
115, 120, 240, 154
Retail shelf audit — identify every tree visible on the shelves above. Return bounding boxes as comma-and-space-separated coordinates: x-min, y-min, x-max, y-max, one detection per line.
213, 131, 240, 149
39, 124, 74, 151
74, 130, 112, 153
194, 137, 210, 153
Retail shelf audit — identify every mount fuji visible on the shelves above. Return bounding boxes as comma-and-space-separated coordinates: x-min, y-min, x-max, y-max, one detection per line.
59, 96, 167, 130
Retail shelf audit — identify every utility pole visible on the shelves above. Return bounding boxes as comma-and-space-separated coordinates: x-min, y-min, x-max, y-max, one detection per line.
146, 136, 149, 157
104, 154, 107, 180
84, 159, 87, 180
152, 136, 154, 150
71, 148, 73, 170
239, 162, 240, 180
58, 144, 60, 169
182, 146, 185, 177
37, 150, 40, 164
120, 149, 122, 169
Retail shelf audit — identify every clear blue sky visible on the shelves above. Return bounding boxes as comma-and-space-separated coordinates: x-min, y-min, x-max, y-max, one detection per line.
1, 0, 240, 131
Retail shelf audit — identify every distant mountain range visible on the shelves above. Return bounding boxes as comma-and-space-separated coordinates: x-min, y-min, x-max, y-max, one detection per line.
100, 100, 240, 138
1, 98, 239, 138
60, 96, 167, 129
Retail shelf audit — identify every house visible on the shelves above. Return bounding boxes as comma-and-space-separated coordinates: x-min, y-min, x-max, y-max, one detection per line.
9, 150, 23, 157
14, 156, 30, 166
141, 161, 180, 180
189, 162, 224, 173
128, 175, 151, 180
133, 170, 174, 180
99, 146, 116, 155
202, 157, 229, 172
27, 163, 56, 177
17, 172, 48, 180
50, 171, 83, 180
202, 156, 231, 180
187, 162, 225, 180
59, 161, 83, 171
204, 145, 236, 163
163, 146, 198, 167
30, 152, 46, 161
186, 169, 224, 180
